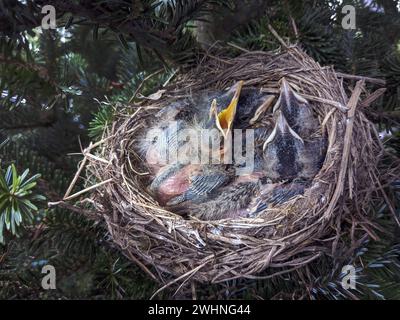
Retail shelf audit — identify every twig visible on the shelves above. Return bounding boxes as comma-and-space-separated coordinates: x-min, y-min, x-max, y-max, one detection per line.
48, 200, 98, 217
268, 24, 289, 48
191, 282, 197, 300
162, 68, 178, 87
85, 153, 110, 164
336, 72, 386, 86
150, 261, 209, 300
126, 251, 160, 283
260, 88, 348, 112
301, 94, 348, 112
324, 80, 365, 219
129, 68, 164, 103
283, 0, 299, 40
227, 42, 250, 53
63, 142, 92, 199
63, 178, 113, 201
360, 88, 386, 108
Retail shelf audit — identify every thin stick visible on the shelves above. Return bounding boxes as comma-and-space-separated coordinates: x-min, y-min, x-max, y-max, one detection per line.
227, 42, 250, 53
162, 68, 178, 87
63, 142, 92, 199
324, 80, 365, 219
260, 88, 348, 112
85, 153, 110, 164
301, 94, 348, 112
126, 251, 159, 283
336, 72, 386, 86
48, 200, 98, 217
360, 88, 386, 108
129, 69, 164, 103
90, 134, 116, 149
63, 178, 113, 201
150, 261, 209, 300
283, 0, 299, 40
191, 282, 197, 300
268, 24, 289, 48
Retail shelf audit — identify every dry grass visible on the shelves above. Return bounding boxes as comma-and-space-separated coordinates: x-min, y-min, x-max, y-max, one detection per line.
57, 42, 398, 297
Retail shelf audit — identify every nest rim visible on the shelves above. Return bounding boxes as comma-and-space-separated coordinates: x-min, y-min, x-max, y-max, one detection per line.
71, 45, 388, 293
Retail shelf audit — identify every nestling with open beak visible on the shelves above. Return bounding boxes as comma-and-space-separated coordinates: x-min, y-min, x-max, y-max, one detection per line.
139, 77, 325, 219
262, 78, 327, 182
162, 81, 247, 206
143, 81, 247, 205
262, 110, 305, 181
273, 77, 319, 137
164, 82, 277, 207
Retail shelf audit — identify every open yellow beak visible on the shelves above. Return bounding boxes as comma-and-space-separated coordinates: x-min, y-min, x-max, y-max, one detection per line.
215, 80, 243, 138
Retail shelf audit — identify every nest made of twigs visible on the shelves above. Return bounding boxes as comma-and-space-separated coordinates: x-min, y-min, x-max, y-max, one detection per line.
62, 43, 394, 296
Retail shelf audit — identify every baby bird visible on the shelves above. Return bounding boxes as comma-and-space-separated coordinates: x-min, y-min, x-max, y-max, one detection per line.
262, 78, 327, 182
273, 77, 318, 137
166, 165, 234, 206
139, 101, 193, 173
163, 82, 247, 206
248, 181, 307, 215
145, 81, 245, 205
165, 85, 277, 208
262, 110, 305, 181
173, 179, 307, 220
171, 181, 260, 220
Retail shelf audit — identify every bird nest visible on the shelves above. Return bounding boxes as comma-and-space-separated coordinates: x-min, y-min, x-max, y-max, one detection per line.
61, 44, 393, 296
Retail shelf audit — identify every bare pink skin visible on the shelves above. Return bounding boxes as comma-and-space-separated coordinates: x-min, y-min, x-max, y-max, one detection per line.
156, 164, 201, 205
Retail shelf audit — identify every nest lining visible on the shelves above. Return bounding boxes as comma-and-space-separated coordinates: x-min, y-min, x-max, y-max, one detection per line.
68, 45, 390, 293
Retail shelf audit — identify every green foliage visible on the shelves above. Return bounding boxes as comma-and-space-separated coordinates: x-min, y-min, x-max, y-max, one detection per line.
92, 255, 157, 299
88, 104, 115, 140
0, 33, 59, 109
0, 164, 44, 244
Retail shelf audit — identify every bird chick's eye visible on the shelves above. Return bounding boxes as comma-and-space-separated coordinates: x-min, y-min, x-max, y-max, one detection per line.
152, 136, 158, 144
